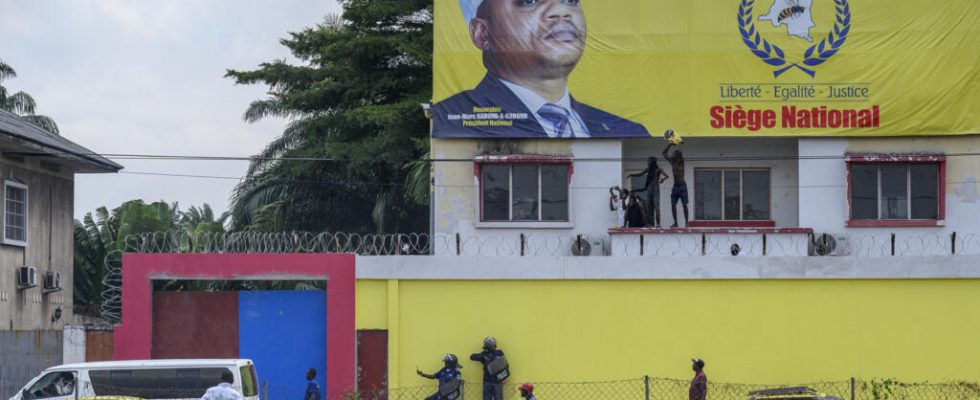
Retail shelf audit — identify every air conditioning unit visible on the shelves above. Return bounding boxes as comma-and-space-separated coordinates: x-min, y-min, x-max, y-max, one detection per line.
43, 271, 62, 291
571, 235, 609, 256
16, 266, 37, 288
810, 233, 849, 256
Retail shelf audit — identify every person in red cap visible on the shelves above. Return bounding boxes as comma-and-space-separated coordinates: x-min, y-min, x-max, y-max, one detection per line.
518, 383, 536, 400
689, 358, 707, 400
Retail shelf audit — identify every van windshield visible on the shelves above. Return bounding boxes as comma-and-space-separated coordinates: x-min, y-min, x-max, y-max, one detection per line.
89, 368, 231, 399
24, 371, 76, 399
239, 365, 257, 397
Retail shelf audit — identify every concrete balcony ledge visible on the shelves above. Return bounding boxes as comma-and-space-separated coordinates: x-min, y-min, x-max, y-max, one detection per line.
609, 227, 813, 235
609, 227, 813, 256
356, 254, 980, 280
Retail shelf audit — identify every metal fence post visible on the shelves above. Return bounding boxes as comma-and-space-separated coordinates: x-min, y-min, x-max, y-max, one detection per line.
850, 377, 855, 400
952, 231, 957, 255
455, 233, 461, 255
644, 375, 650, 400
263, 381, 269, 400
890, 233, 896, 256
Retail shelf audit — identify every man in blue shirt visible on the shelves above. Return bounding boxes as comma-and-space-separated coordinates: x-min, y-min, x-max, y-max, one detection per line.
417, 354, 462, 400
304, 368, 321, 400
469, 337, 506, 400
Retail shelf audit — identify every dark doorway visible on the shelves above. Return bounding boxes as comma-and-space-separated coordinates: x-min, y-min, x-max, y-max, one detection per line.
356, 330, 388, 399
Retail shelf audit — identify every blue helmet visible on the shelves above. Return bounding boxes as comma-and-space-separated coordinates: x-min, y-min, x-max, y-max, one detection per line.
483, 336, 497, 350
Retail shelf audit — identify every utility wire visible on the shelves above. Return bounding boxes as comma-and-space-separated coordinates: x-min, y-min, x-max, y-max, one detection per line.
119, 170, 976, 191
10, 150, 973, 163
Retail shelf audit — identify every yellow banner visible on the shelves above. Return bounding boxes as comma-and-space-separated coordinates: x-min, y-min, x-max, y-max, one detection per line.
432, 0, 980, 138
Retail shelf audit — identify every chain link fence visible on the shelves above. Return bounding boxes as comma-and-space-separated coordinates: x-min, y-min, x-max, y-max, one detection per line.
17, 377, 976, 400
344, 378, 979, 400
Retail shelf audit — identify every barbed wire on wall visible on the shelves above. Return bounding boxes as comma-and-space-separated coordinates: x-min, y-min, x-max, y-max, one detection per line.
98, 230, 980, 322
121, 231, 432, 255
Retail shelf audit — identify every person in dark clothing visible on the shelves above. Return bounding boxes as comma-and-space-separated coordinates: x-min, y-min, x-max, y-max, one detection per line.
470, 337, 506, 400
304, 368, 320, 400
418, 354, 463, 400
663, 143, 689, 228
627, 156, 668, 227
518, 383, 536, 400
689, 358, 707, 400
624, 191, 647, 228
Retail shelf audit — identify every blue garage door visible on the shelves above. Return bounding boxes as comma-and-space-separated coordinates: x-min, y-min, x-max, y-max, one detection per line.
239, 291, 327, 400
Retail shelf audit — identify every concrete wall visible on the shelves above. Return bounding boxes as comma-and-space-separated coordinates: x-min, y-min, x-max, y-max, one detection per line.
115, 253, 356, 397
610, 231, 810, 256
0, 330, 63, 398
354, 273, 980, 387
799, 136, 980, 255
0, 158, 74, 331
62, 325, 85, 364
432, 138, 623, 255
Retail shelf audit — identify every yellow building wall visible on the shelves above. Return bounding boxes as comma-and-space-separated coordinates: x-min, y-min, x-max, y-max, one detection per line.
355, 279, 978, 387
355, 280, 388, 330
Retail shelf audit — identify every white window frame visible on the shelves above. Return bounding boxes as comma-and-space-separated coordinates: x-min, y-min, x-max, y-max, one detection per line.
693, 168, 772, 221
475, 162, 574, 229
4, 180, 28, 247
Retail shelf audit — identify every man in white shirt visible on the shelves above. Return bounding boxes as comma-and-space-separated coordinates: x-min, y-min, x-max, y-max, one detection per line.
201, 370, 244, 400
433, 0, 649, 138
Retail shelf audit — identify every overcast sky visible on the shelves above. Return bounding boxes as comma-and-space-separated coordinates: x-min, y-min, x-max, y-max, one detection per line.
0, 0, 341, 218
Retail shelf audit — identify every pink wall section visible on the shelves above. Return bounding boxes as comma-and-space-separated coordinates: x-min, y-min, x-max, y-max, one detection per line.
114, 253, 356, 397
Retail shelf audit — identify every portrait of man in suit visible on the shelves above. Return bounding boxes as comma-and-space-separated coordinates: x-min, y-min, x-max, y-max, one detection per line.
432, 0, 650, 138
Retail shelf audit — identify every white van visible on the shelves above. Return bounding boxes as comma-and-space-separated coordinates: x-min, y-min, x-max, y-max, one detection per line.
7, 359, 258, 400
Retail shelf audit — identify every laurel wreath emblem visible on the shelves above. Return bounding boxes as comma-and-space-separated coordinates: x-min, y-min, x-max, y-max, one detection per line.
738, 0, 851, 78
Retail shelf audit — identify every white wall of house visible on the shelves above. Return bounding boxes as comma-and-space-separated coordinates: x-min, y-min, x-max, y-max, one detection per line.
799, 136, 980, 256
433, 135, 980, 257
432, 139, 622, 255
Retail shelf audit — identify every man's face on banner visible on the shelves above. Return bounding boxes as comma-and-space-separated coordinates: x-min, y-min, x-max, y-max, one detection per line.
474, 0, 587, 79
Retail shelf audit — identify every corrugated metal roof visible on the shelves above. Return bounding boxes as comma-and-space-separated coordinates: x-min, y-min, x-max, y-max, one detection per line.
0, 109, 122, 172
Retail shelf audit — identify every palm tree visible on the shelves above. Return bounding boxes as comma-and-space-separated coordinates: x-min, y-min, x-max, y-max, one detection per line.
73, 200, 181, 317
0, 58, 60, 134
73, 208, 117, 317
180, 203, 230, 233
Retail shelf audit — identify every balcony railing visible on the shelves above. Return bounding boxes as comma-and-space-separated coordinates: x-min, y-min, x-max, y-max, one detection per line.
117, 230, 977, 257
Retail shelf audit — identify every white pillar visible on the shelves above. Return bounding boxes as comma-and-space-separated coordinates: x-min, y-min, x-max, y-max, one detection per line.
63, 325, 86, 364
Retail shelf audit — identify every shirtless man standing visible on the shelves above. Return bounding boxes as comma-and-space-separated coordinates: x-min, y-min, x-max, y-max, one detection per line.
663, 143, 688, 228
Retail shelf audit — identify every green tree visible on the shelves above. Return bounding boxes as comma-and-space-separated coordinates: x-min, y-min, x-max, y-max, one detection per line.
225, 0, 432, 234
73, 200, 227, 316
0, 59, 60, 134
180, 203, 230, 235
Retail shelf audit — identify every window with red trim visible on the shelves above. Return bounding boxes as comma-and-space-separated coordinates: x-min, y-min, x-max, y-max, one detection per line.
479, 162, 570, 222
846, 155, 945, 226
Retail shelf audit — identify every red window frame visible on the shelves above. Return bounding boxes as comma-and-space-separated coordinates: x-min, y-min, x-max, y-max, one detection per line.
845, 154, 946, 227
473, 155, 573, 223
